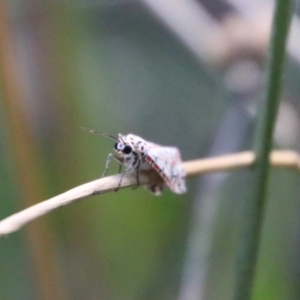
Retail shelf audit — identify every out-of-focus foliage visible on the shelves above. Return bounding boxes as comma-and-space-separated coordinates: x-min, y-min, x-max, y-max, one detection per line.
0, 1, 300, 300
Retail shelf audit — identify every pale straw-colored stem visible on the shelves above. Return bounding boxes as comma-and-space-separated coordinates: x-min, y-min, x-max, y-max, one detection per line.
184, 150, 300, 176
0, 150, 299, 236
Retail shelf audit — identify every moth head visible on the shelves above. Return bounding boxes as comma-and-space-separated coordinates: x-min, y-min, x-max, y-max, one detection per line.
114, 141, 132, 155
80, 127, 134, 158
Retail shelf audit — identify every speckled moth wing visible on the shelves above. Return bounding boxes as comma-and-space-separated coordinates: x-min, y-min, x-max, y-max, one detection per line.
144, 146, 186, 194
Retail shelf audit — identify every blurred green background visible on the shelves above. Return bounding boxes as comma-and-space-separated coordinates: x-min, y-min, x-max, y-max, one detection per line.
0, 1, 300, 300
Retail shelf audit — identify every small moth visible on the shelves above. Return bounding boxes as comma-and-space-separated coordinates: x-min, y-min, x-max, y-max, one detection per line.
81, 127, 186, 195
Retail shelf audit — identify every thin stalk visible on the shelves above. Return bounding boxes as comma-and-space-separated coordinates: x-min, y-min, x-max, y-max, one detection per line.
234, 1, 294, 300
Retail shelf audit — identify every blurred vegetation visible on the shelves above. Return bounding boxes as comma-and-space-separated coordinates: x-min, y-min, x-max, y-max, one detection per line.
0, 1, 299, 300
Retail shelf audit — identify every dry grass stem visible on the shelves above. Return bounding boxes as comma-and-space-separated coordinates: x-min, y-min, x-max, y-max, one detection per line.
0, 150, 299, 236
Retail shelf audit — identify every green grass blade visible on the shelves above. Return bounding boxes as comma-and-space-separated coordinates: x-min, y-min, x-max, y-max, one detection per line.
234, 1, 295, 300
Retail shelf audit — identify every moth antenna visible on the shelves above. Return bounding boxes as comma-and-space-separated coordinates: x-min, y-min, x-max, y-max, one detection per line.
119, 134, 125, 143
79, 127, 119, 141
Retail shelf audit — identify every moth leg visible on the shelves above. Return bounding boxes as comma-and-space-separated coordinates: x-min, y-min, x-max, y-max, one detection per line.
118, 163, 122, 174
102, 153, 115, 177
132, 160, 141, 190
115, 170, 127, 192
115, 159, 136, 192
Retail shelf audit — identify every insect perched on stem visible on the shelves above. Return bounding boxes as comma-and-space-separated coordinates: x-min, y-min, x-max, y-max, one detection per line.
80, 127, 186, 195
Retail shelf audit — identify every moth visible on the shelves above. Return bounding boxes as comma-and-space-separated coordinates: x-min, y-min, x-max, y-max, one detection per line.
81, 128, 186, 195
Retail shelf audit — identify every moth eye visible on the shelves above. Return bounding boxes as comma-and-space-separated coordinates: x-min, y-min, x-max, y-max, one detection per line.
114, 142, 118, 150
122, 145, 132, 154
